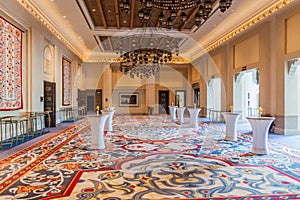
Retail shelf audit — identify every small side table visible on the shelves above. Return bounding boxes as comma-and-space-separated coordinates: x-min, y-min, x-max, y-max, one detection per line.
169, 106, 178, 121
177, 107, 186, 124
246, 116, 275, 155
188, 108, 201, 128
221, 112, 242, 141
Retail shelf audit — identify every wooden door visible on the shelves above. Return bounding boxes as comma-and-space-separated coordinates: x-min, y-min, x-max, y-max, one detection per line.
158, 90, 169, 114
95, 89, 102, 109
87, 96, 94, 112
194, 88, 200, 106
44, 81, 56, 127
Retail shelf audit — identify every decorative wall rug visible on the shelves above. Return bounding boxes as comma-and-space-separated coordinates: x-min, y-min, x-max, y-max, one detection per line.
0, 16, 23, 110
62, 57, 71, 106
0, 115, 299, 199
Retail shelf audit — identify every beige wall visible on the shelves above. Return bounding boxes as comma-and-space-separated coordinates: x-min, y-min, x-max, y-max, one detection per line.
286, 13, 300, 54
193, 22, 271, 113
234, 35, 259, 69
189, 2, 300, 134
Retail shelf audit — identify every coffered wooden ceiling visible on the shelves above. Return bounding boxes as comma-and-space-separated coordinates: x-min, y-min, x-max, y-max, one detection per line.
79, 0, 204, 53
82, 0, 219, 31
78, 0, 220, 53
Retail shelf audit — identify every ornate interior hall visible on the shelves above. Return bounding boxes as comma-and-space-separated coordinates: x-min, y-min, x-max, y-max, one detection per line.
0, 0, 300, 199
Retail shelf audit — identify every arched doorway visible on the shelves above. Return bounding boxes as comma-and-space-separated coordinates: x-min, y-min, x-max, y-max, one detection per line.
233, 68, 259, 120
207, 77, 221, 111
284, 58, 300, 134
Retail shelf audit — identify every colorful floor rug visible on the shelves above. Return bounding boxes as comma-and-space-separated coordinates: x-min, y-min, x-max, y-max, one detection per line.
0, 115, 299, 199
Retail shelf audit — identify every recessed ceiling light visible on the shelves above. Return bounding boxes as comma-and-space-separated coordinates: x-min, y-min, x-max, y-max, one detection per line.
92, 8, 96, 12
123, 20, 127, 23
63, 15, 67, 18
108, 10, 111, 13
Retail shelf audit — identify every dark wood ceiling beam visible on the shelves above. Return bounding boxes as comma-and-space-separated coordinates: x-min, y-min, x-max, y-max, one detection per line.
172, 10, 182, 26
96, 0, 107, 28
130, 0, 135, 29
114, 0, 120, 29
179, 7, 198, 31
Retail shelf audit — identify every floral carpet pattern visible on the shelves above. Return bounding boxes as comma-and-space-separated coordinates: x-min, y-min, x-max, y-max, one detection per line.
0, 115, 299, 199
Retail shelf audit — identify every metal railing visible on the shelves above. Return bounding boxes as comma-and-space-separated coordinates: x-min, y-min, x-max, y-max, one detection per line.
247, 107, 259, 117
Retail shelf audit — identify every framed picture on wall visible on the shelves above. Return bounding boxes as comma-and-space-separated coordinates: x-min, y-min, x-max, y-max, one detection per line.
119, 93, 139, 107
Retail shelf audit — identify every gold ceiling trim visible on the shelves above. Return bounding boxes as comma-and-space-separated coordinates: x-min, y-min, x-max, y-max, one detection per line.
192, 0, 294, 61
85, 58, 119, 63
86, 56, 190, 64
18, 0, 85, 61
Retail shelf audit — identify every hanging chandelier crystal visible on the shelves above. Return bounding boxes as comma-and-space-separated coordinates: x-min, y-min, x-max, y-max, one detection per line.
119, 0, 233, 29
113, 28, 181, 79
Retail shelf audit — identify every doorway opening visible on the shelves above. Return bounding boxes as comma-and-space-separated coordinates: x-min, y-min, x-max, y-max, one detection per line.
233, 68, 259, 120
192, 82, 200, 107
194, 88, 200, 106
158, 90, 169, 114
175, 90, 186, 108
95, 89, 102, 110
87, 96, 94, 112
284, 58, 300, 134
207, 77, 221, 111
86, 89, 102, 112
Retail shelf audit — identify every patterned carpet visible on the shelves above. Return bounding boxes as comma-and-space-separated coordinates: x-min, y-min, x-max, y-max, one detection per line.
0, 115, 299, 199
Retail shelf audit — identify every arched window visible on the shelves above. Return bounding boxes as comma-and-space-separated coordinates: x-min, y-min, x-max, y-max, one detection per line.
44, 45, 52, 75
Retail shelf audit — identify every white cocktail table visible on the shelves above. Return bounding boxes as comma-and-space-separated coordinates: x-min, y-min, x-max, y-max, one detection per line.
177, 107, 186, 124
86, 115, 109, 149
221, 112, 242, 141
101, 108, 115, 132
246, 116, 275, 155
188, 108, 201, 128
169, 106, 178, 121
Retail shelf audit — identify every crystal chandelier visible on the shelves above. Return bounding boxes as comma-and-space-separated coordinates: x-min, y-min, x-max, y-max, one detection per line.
113, 28, 181, 79
119, 48, 174, 79
119, 0, 233, 29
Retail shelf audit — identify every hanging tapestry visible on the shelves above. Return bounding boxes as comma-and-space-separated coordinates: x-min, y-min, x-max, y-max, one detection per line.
62, 57, 71, 106
0, 17, 23, 111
